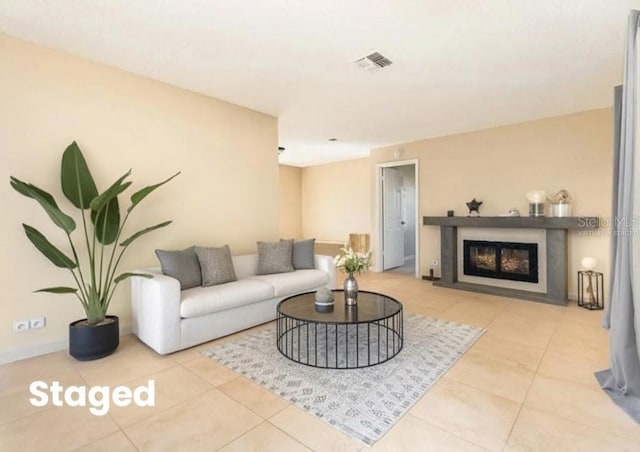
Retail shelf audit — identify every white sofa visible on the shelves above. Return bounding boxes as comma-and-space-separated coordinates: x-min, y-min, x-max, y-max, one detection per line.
130, 254, 336, 354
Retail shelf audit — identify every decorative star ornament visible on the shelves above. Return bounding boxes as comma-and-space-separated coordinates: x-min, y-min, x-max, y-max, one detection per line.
466, 198, 483, 216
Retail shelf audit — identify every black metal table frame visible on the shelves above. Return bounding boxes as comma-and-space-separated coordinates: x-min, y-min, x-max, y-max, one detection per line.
276, 291, 403, 369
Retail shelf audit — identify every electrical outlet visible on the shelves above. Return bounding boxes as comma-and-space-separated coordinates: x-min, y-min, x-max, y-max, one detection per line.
30, 317, 46, 329
431, 259, 439, 266
13, 320, 30, 333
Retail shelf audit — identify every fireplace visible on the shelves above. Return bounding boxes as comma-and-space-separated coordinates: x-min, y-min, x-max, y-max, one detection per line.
463, 240, 539, 283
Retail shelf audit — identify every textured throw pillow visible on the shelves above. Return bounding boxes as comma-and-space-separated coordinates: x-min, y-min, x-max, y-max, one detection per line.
194, 245, 237, 287
155, 247, 202, 290
292, 238, 315, 269
257, 240, 294, 275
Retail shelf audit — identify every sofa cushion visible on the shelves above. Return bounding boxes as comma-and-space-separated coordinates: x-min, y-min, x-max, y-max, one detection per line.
232, 254, 259, 279
257, 240, 294, 275
290, 238, 316, 270
195, 245, 237, 286
180, 279, 274, 318
155, 247, 202, 290
250, 269, 329, 297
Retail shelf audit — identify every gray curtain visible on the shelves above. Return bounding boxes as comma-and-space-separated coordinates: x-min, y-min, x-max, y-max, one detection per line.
595, 9, 640, 424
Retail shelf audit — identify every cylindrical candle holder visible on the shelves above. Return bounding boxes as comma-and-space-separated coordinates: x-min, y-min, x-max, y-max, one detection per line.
550, 203, 571, 217
529, 203, 545, 217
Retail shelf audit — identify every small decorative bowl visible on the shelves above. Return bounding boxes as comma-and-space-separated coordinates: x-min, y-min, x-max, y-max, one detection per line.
314, 301, 334, 313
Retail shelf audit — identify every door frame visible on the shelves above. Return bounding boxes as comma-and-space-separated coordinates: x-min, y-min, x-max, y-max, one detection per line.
375, 159, 420, 277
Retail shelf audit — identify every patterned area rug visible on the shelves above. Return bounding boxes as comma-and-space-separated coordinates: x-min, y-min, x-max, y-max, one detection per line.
203, 314, 484, 445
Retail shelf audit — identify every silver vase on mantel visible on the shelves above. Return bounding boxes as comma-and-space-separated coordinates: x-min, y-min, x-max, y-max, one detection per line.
344, 272, 358, 306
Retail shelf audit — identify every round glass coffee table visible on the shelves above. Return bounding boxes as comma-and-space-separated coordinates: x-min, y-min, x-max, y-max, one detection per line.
276, 290, 403, 369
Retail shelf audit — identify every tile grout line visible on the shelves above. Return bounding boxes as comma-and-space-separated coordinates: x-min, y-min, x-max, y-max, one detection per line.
499, 311, 562, 451
414, 412, 495, 452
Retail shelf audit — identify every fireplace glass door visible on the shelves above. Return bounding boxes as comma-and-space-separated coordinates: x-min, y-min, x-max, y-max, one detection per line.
463, 240, 539, 283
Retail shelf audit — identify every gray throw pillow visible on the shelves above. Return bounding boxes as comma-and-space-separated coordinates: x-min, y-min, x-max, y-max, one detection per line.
194, 245, 237, 287
257, 240, 294, 275
292, 238, 315, 269
155, 247, 202, 290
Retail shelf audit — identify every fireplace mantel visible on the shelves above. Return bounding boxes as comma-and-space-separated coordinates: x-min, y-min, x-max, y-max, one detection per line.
422, 216, 598, 229
422, 215, 599, 305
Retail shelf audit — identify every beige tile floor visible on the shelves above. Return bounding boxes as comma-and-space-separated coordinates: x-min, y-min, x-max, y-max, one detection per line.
1, 271, 639, 451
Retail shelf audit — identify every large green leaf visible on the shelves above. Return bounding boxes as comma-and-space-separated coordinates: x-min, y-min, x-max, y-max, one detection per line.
120, 220, 172, 247
89, 171, 132, 245
10, 177, 76, 234
35, 287, 78, 294
89, 170, 131, 213
128, 172, 180, 213
10, 176, 57, 206
91, 197, 120, 245
23, 224, 77, 269
114, 272, 153, 284
61, 141, 98, 209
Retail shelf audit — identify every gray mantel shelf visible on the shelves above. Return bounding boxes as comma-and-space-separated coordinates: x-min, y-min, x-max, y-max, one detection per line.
423, 215, 600, 305
422, 216, 599, 229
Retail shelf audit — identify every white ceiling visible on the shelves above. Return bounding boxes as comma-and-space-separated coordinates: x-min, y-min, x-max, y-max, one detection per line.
1, 1, 638, 167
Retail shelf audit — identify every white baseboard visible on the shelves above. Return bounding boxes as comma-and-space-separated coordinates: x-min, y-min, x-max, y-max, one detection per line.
0, 340, 68, 365
0, 325, 132, 365
404, 255, 415, 261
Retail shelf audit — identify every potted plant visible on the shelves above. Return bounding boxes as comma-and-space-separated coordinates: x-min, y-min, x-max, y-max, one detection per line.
10, 141, 179, 360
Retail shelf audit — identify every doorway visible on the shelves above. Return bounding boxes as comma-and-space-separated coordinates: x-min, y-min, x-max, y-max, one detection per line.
377, 160, 419, 277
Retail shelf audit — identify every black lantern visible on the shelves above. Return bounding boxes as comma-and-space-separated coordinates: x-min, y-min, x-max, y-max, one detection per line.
577, 270, 604, 310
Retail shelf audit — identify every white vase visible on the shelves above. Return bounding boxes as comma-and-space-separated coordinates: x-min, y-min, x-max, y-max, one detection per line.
550, 204, 571, 217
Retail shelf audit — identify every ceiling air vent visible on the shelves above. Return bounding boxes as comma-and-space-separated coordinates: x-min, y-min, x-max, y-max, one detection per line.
354, 52, 393, 73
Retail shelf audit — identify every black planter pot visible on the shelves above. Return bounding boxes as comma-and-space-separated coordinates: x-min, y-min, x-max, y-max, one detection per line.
69, 315, 119, 361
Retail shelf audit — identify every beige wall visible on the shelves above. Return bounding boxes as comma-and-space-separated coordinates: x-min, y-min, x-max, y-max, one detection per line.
0, 34, 279, 361
301, 158, 371, 244
278, 165, 303, 239
370, 109, 613, 296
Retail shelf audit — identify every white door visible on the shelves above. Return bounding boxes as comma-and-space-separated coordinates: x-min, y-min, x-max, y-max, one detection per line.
383, 168, 405, 269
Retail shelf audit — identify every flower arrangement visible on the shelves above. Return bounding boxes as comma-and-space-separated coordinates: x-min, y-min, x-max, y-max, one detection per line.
334, 246, 372, 274
547, 189, 572, 204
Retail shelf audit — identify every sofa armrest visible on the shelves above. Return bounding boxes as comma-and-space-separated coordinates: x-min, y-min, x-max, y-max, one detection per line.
314, 254, 337, 289
130, 268, 182, 354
